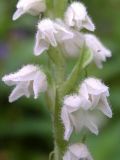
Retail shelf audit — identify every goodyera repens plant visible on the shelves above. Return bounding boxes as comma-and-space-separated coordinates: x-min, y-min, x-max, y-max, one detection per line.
2, 0, 112, 160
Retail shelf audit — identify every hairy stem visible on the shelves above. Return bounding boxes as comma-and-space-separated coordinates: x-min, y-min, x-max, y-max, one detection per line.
47, 48, 68, 160
54, 87, 68, 160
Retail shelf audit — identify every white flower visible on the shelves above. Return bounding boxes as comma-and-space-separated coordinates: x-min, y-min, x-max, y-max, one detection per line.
65, 2, 95, 31
63, 143, 93, 160
61, 94, 98, 140
61, 78, 112, 140
79, 77, 112, 118
13, 0, 46, 20
34, 19, 73, 56
85, 34, 112, 68
2, 65, 47, 102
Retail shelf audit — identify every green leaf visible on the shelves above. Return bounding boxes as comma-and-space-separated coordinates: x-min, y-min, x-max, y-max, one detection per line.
82, 48, 93, 68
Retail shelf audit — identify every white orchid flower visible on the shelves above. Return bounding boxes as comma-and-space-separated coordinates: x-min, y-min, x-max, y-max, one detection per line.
34, 18, 74, 56
65, 2, 95, 31
13, 0, 46, 20
85, 34, 112, 68
61, 94, 98, 140
79, 77, 112, 118
61, 78, 112, 140
2, 65, 47, 102
63, 143, 93, 160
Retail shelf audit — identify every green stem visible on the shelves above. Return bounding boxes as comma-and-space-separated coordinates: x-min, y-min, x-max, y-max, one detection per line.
54, 87, 68, 160
47, 48, 68, 160
47, 48, 66, 85
61, 46, 86, 95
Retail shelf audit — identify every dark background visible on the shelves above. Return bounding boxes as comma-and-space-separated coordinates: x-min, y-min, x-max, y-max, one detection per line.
0, 0, 120, 159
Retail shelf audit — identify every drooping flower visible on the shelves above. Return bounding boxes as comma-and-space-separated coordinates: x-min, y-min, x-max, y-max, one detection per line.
85, 34, 112, 68
61, 78, 112, 140
34, 19, 73, 56
64, 2, 95, 31
61, 94, 98, 140
63, 143, 93, 160
79, 77, 112, 118
2, 65, 47, 102
13, 0, 46, 20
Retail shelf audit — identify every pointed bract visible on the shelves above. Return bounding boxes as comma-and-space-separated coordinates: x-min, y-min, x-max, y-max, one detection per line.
2, 65, 47, 102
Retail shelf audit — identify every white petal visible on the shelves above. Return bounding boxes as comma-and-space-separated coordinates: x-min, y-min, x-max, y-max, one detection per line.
61, 106, 73, 140
9, 82, 30, 103
61, 31, 84, 57
13, 0, 46, 20
12, 8, 24, 21
98, 95, 112, 118
85, 117, 99, 135
33, 71, 47, 99
84, 77, 108, 95
91, 95, 101, 108
54, 20, 74, 41
85, 34, 112, 68
64, 2, 95, 32
34, 32, 49, 56
83, 15, 95, 31
64, 143, 93, 160
45, 31, 57, 47
2, 65, 39, 83
70, 144, 93, 159
24, 1, 46, 15
38, 19, 58, 47
79, 83, 89, 99
64, 6, 74, 27
64, 94, 91, 113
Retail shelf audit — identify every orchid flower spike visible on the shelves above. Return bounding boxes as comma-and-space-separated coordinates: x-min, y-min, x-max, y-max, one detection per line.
61, 94, 99, 140
65, 2, 95, 31
85, 34, 112, 68
2, 65, 47, 102
34, 19, 73, 56
79, 77, 112, 118
13, 0, 46, 20
63, 143, 93, 160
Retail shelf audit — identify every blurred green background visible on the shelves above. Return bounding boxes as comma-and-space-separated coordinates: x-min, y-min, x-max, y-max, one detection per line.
0, 0, 120, 160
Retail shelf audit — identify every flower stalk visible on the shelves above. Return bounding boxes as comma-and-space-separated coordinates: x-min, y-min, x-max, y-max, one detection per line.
2, 0, 113, 160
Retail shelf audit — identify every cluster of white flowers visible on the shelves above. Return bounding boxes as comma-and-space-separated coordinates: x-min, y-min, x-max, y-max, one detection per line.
2, 0, 112, 159
61, 77, 112, 140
